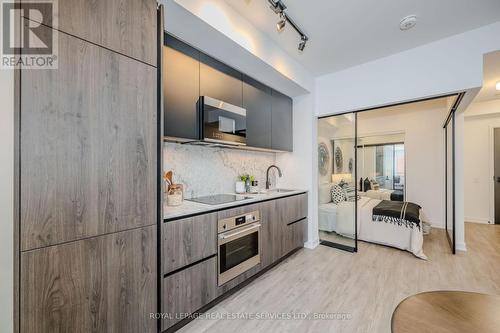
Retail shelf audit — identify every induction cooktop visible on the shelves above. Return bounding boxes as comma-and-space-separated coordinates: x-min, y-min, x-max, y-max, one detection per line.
187, 194, 251, 205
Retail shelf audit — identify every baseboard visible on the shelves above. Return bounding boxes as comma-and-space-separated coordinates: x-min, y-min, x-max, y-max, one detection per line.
456, 242, 467, 252
465, 216, 491, 224
304, 238, 319, 249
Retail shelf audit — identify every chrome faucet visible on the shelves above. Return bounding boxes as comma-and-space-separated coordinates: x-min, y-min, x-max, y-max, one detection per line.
266, 165, 283, 189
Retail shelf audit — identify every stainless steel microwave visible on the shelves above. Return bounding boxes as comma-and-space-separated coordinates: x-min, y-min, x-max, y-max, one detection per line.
200, 96, 247, 146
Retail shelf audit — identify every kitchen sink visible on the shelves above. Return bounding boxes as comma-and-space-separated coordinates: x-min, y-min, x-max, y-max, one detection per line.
265, 188, 295, 193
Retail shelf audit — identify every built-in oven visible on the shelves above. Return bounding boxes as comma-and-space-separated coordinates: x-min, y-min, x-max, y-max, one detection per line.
200, 96, 247, 146
217, 210, 260, 286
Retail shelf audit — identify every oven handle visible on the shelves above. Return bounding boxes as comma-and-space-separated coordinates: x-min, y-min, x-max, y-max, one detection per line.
218, 223, 261, 240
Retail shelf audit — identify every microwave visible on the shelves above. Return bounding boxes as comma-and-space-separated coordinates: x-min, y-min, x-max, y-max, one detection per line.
199, 96, 247, 146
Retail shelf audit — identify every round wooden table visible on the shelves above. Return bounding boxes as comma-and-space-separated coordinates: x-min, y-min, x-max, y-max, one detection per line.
392, 291, 500, 333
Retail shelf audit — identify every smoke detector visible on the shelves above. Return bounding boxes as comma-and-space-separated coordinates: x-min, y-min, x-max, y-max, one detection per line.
400, 15, 417, 31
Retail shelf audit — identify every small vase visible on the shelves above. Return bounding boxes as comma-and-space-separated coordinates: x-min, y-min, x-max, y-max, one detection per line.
235, 181, 245, 194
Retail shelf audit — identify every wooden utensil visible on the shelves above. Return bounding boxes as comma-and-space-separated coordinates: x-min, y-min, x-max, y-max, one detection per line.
164, 171, 173, 185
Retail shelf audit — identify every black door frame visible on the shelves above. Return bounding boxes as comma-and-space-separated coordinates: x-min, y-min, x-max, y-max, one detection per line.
443, 92, 464, 254
318, 92, 465, 254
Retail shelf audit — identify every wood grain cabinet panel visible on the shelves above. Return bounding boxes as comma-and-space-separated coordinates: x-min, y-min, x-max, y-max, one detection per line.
20, 226, 157, 333
162, 257, 218, 330
162, 213, 217, 275
23, 0, 157, 65
259, 199, 281, 268
20, 26, 157, 250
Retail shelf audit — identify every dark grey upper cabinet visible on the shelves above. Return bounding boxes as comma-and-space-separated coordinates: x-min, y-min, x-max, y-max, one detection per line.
163, 35, 294, 151
271, 90, 293, 152
164, 36, 200, 140
200, 53, 243, 107
243, 76, 272, 149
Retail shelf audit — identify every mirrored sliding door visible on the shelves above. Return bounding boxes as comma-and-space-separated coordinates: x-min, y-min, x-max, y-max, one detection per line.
317, 113, 357, 252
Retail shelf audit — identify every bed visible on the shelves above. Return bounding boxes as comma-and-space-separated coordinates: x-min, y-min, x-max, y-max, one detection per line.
319, 196, 426, 259
361, 189, 404, 201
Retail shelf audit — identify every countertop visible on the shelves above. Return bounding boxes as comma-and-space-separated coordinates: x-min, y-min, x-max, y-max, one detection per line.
163, 189, 307, 221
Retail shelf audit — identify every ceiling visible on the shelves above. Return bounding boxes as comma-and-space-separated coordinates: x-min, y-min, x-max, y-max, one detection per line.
224, 0, 500, 76
475, 51, 500, 102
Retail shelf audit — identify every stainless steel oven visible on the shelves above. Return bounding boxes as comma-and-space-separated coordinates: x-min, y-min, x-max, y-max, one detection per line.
200, 96, 247, 146
218, 210, 260, 286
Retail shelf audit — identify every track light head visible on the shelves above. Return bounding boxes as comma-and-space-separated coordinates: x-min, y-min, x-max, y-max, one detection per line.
270, 0, 287, 14
276, 14, 286, 31
298, 35, 308, 51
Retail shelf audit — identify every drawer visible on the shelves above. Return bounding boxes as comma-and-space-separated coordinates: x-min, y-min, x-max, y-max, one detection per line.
277, 193, 308, 225
162, 256, 217, 330
162, 212, 217, 275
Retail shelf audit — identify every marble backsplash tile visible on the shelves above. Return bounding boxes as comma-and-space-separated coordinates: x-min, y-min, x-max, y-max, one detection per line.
163, 142, 277, 198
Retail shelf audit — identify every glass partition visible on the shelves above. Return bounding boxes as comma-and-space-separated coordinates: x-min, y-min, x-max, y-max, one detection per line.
317, 113, 357, 252
445, 112, 455, 253
357, 135, 406, 201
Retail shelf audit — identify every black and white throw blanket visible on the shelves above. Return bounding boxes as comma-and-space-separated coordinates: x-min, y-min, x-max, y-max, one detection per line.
372, 200, 421, 229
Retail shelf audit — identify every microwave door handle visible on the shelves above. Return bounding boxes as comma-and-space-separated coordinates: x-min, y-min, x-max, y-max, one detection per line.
219, 223, 261, 240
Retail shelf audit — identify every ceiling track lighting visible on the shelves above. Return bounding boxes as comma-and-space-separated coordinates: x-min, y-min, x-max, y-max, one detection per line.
268, 0, 309, 51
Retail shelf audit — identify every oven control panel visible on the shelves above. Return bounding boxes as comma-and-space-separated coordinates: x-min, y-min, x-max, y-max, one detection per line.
218, 210, 260, 233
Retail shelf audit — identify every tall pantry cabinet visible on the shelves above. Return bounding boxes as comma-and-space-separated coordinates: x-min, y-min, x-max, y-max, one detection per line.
15, 1, 160, 332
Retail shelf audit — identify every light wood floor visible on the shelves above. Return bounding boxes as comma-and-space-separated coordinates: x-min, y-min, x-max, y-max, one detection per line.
180, 223, 500, 333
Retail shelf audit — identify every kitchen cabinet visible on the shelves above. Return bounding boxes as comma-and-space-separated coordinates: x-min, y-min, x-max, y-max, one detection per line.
20, 24, 157, 251
164, 35, 201, 140
271, 89, 294, 152
200, 53, 243, 107
162, 256, 218, 330
243, 76, 272, 149
20, 226, 157, 333
283, 218, 307, 256
260, 199, 281, 268
163, 35, 294, 151
33, 0, 157, 65
162, 212, 217, 275
260, 193, 308, 266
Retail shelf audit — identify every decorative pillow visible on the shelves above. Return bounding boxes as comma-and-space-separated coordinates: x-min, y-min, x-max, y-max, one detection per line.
371, 180, 380, 191
331, 185, 346, 204
319, 183, 333, 204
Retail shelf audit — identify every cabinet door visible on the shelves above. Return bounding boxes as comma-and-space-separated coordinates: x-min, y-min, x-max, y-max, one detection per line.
29, 0, 157, 65
260, 200, 281, 268
162, 257, 217, 330
243, 77, 272, 149
20, 26, 157, 250
164, 36, 200, 140
283, 218, 307, 255
271, 89, 293, 152
275, 194, 308, 257
162, 213, 217, 275
20, 226, 157, 333
200, 53, 243, 107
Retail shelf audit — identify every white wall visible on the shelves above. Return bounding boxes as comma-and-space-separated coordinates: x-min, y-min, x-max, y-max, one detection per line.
0, 66, 14, 332
464, 100, 500, 224
315, 21, 500, 116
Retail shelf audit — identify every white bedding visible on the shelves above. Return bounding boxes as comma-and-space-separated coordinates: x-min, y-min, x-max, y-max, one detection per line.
319, 197, 427, 259
361, 189, 394, 200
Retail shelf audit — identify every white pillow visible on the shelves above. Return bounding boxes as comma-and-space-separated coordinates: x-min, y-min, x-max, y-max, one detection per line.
319, 183, 333, 204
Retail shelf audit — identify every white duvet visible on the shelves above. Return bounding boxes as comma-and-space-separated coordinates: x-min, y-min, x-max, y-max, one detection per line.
326, 197, 427, 259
